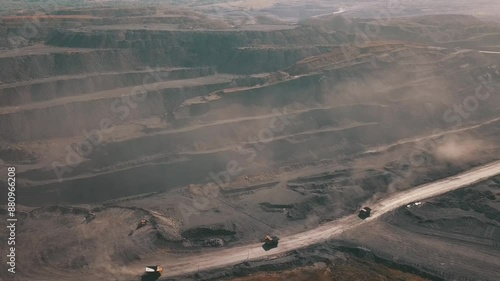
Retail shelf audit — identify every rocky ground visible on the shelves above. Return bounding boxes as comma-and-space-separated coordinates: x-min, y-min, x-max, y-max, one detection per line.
1, 1, 500, 281
337, 176, 500, 281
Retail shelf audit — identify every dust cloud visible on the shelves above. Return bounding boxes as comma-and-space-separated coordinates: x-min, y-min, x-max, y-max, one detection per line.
434, 136, 490, 163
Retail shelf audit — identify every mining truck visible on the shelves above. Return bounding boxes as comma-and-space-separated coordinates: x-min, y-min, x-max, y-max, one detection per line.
142, 265, 163, 281
358, 207, 372, 219
262, 235, 280, 251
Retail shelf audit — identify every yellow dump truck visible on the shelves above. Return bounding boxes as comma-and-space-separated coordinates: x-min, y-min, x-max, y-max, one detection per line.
142, 265, 163, 281
262, 235, 280, 251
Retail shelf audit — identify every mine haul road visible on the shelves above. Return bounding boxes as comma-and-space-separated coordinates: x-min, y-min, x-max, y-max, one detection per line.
132, 160, 500, 279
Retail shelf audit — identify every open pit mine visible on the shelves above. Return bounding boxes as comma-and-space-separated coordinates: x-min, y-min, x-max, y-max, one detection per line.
0, 1, 500, 281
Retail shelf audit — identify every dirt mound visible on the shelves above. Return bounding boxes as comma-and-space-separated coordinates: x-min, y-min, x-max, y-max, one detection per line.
0, 204, 185, 279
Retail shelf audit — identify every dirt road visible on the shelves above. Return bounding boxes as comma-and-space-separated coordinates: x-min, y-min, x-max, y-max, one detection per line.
479, 51, 500, 54
133, 160, 500, 279
311, 7, 347, 18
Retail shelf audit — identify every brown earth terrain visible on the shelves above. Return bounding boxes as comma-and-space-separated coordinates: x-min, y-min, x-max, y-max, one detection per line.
0, 1, 500, 281
228, 259, 430, 281
339, 176, 500, 281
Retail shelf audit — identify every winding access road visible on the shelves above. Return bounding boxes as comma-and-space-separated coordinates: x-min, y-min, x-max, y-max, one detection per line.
479, 51, 500, 54
131, 160, 500, 279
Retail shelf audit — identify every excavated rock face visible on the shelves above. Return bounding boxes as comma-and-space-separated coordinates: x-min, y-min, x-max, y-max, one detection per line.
45, 26, 348, 73
2, 32, 500, 206
0, 24, 8, 48
1, 3, 500, 281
